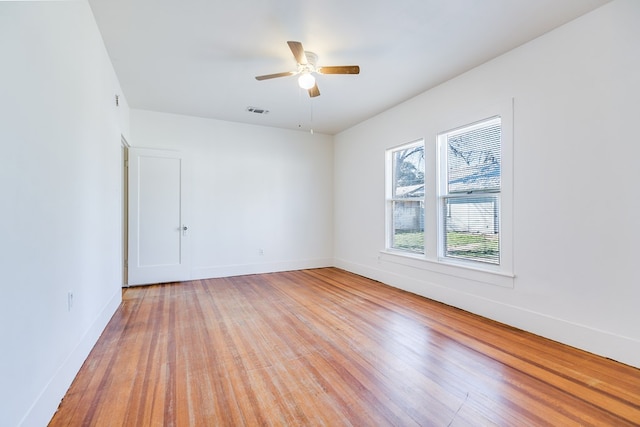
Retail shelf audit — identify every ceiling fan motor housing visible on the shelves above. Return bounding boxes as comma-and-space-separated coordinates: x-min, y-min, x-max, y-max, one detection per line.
300, 51, 318, 73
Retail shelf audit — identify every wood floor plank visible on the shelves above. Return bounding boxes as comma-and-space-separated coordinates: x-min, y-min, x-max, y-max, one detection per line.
49, 268, 640, 426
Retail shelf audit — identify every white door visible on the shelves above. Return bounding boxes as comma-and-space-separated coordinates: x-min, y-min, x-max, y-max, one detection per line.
127, 148, 189, 286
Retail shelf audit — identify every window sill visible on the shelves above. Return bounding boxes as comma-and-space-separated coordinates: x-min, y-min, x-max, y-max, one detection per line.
379, 250, 515, 288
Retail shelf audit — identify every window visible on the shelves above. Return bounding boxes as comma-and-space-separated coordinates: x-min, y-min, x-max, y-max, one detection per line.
438, 117, 501, 265
381, 102, 513, 285
386, 141, 425, 253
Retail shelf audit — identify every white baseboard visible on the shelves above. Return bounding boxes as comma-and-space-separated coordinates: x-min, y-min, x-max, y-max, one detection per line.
190, 258, 334, 280
20, 289, 122, 427
334, 258, 640, 369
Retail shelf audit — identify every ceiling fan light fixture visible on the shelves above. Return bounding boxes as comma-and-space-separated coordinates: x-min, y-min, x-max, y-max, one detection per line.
298, 72, 315, 89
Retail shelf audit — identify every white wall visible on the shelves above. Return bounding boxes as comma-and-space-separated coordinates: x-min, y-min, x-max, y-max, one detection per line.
334, 0, 640, 368
0, 2, 129, 426
130, 110, 334, 279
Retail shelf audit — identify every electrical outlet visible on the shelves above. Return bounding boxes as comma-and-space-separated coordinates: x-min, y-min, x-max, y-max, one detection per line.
68, 291, 74, 312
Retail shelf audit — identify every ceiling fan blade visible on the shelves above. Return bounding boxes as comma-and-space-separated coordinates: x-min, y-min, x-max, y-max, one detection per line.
287, 41, 307, 64
308, 83, 320, 98
318, 65, 360, 75
255, 71, 295, 81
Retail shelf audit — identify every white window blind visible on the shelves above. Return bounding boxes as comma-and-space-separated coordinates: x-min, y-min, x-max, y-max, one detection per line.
441, 117, 501, 265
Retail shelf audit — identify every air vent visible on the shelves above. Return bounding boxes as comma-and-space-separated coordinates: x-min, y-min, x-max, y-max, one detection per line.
246, 106, 269, 115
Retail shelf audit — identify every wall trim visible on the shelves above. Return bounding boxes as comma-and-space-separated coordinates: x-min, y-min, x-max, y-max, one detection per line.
21, 289, 122, 427
334, 258, 640, 369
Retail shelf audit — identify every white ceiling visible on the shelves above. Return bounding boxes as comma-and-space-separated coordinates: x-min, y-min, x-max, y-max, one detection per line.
88, 0, 612, 135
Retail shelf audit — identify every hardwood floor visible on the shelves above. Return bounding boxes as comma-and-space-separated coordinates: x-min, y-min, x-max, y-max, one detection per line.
49, 268, 640, 426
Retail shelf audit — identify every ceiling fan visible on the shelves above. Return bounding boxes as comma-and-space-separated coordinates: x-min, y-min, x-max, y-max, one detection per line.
255, 41, 360, 98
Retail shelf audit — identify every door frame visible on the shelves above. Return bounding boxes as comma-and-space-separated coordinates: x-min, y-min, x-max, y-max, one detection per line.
121, 136, 130, 287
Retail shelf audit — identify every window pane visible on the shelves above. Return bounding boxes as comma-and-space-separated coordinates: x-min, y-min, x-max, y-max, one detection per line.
447, 121, 500, 193
392, 200, 424, 253
393, 145, 424, 198
443, 196, 499, 264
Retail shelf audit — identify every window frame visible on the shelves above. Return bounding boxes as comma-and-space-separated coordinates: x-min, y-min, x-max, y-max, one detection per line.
385, 139, 426, 254
437, 116, 502, 267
